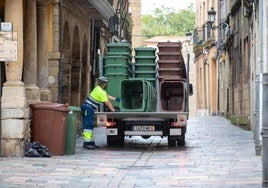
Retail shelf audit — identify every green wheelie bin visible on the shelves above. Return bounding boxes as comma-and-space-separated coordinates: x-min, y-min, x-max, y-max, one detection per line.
64, 106, 81, 155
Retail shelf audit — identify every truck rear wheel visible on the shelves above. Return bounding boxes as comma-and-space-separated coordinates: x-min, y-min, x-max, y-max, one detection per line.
107, 135, 124, 147
141, 136, 150, 139
168, 137, 176, 147
177, 134, 185, 146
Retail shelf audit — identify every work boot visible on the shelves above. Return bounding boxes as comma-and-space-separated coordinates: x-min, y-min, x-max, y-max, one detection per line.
83, 142, 100, 150
92, 141, 100, 149
83, 143, 95, 150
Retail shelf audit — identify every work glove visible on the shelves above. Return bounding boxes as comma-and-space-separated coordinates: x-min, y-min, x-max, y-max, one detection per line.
109, 109, 119, 112
115, 97, 121, 103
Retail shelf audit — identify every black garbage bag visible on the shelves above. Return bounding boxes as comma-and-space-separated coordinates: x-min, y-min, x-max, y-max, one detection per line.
25, 141, 51, 157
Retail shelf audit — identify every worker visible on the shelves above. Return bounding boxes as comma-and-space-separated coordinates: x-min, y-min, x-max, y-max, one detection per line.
81, 76, 120, 149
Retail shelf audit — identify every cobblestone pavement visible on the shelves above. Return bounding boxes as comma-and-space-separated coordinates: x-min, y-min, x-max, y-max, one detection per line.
0, 116, 262, 188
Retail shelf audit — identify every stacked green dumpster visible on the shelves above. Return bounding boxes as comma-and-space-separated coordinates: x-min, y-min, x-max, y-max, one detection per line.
106, 42, 132, 60
134, 47, 157, 88
104, 42, 133, 109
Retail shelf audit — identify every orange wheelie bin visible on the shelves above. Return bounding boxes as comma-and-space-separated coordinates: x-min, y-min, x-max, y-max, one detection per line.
30, 103, 69, 156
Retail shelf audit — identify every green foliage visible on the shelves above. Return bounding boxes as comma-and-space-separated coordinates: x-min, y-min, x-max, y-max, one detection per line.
141, 4, 195, 39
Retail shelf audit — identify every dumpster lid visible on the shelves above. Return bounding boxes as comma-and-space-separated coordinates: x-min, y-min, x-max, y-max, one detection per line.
69, 106, 81, 111
30, 103, 70, 111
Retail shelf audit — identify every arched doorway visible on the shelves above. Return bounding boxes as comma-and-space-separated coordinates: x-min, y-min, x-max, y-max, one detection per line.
80, 35, 89, 104
70, 26, 81, 106
61, 21, 71, 104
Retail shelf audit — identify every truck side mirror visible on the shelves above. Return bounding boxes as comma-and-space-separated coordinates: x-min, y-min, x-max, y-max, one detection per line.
189, 83, 193, 96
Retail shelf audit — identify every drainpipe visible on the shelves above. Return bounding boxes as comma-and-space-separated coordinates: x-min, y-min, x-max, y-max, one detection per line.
254, 0, 263, 156
203, 58, 208, 115
91, 19, 96, 78
186, 52, 190, 113
58, 0, 63, 103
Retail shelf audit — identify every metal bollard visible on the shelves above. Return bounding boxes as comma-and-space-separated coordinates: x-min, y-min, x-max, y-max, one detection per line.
262, 72, 268, 187
255, 73, 262, 156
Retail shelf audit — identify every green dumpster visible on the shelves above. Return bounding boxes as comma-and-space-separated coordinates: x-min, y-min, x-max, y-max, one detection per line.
120, 79, 156, 112
134, 47, 156, 56
65, 106, 81, 155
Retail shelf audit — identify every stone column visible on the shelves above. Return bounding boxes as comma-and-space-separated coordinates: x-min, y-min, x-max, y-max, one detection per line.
2, 0, 26, 108
1, 0, 28, 157
24, 0, 40, 104
37, 0, 51, 101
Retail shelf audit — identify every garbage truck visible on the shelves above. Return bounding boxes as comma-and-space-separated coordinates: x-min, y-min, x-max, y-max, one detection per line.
95, 41, 191, 147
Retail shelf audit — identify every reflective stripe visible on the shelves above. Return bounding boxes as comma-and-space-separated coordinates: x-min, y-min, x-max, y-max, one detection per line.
83, 129, 93, 142
85, 96, 101, 110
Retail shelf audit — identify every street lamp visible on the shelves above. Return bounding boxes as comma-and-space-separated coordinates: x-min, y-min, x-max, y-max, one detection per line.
207, 7, 229, 31
185, 30, 192, 78
185, 30, 192, 112
207, 7, 216, 22
186, 30, 192, 43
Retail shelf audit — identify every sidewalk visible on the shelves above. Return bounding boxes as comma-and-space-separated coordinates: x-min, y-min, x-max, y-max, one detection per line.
0, 116, 262, 188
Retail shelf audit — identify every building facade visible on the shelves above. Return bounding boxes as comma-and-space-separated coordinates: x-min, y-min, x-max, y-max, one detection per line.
194, 0, 218, 116
193, 0, 263, 132
0, 0, 131, 157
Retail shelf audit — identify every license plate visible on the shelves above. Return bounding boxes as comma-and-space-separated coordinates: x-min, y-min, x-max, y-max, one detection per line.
133, 126, 155, 131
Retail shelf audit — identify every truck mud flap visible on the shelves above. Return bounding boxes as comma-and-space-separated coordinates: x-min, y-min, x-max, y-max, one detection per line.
107, 135, 124, 147
168, 134, 185, 147
168, 127, 186, 147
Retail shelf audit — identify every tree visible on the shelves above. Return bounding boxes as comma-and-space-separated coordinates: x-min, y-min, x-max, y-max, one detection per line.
141, 5, 195, 39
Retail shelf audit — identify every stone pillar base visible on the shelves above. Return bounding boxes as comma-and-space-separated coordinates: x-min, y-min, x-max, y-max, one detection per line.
1, 139, 24, 157
1, 81, 26, 108
40, 89, 52, 102
1, 108, 30, 157
25, 85, 41, 105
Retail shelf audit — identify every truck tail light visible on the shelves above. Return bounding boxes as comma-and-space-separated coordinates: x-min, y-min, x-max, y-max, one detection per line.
171, 115, 187, 127
106, 121, 117, 127
178, 116, 187, 125
171, 121, 184, 127
97, 114, 107, 126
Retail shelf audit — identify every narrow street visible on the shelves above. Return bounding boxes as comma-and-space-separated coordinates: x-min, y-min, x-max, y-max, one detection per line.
0, 116, 262, 188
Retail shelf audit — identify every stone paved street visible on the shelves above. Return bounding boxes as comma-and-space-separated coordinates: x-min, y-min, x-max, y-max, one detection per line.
0, 116, 262, 187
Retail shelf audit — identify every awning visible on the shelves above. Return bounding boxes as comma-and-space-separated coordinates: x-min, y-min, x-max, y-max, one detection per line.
88, 0, 116, 20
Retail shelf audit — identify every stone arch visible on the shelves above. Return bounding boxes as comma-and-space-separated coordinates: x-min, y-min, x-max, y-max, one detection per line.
70, 26, 81, 106
61, 21, 71, 104
80, 34, 89, 103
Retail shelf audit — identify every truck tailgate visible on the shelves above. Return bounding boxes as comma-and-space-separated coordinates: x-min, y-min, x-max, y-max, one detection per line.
96, 112, 188, 126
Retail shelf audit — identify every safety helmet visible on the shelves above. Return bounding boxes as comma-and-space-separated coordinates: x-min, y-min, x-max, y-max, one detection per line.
98, 76, 108, 83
